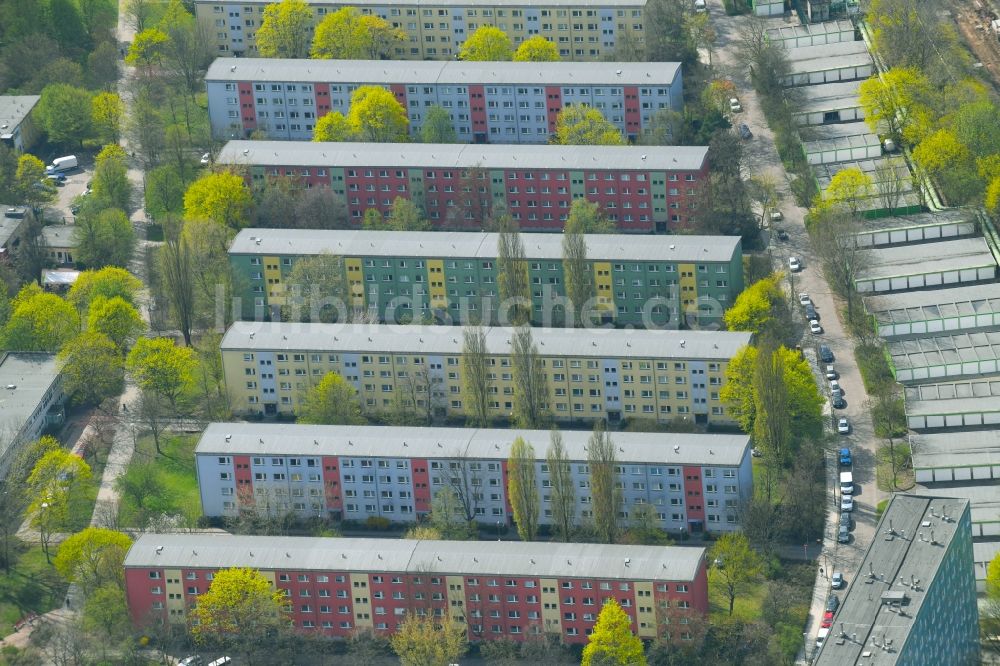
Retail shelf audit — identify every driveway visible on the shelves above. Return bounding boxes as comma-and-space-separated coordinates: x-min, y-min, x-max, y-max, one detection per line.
44, 162, 94, 224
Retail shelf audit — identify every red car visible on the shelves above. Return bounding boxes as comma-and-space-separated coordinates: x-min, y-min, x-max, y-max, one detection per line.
821, 611, 835, 629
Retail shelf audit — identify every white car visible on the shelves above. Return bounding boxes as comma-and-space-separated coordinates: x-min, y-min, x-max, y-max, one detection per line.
840, 496, 854, 512
810, 320, 823, 334
830, 380, 842, 395
729, 97, 742, 112
837, 417, 850, 435
200, 152, 211, 165
826, 365, 837, 380
798, 293, 811, 306
789, 257, 802, 272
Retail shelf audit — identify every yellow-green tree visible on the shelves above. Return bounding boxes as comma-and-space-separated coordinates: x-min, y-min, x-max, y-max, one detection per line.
986, 176, 1000, 221
709, 532, 764, 616
582, 599, 646, 666
54, 527, 132, 594
189, 567, 291, 655
311, 6, 406, 59
385, 197, 430, 230
73, 208, 136, 269
69, 267, 143, 311
912, 128, 981, 204
403, 525, 442, 540
91, 92, 125, 144
554, 106, 626, 146
858, 68, 931, 143
818, 167, 872, 216
126, 27, 169, 70
2, 285, 80, 351
390, 614, 468, 666
313, 111, 356, 142
126, 337, 197, 410
419, 105, 458, 143
513, 36, 559, 62
183, 172, 253, 228
58, 331, 125, 406
298, 371, 365, 424
14, 154, 55, 209
507, 436, 539, 541
88, 296, 145, 349
26, 449, 93, 562
459, 26, 513, 61
255, 0, 312, 58
347, 86, 409, 142
92, 144, 132, 211
702, 78, 737, 114
723, 273, 785, 336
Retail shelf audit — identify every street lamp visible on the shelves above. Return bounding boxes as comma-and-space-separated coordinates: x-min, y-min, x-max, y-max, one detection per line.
496, 520, 502, 541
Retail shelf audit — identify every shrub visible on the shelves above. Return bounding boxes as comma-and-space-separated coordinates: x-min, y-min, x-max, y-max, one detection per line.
365, 516, 391, 531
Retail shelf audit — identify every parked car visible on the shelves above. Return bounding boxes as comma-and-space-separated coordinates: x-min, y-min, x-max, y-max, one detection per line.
831, 572, 844, 589
805, 303, 819, 321
738, 123, 753, 139
816, 627, 830, 648
788, 256, 802, 272
839, 447, 852, 466
838, 525, 850, 543
798, 293, 811, 306
826, 365, 837, 380
826, 595, 840, 612
838, 417, 850, 434
729, 97, 742, 112
45, 173, 66, 185
830, 380, 842, 397
841, 496, 854, 512
833, 396, 846, 409
776, 228, 789, 241
179, 658, 204, 666
840, 511, 852, 530
810, 320, 823, 334
770, 211, 783, 222
821, 612, 834, 628
819, 345, 834, 362
200, 152, 211, 165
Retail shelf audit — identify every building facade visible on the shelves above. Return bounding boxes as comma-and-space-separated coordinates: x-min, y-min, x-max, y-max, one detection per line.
195, 423, 753, 533
221, 142, 707, 232
0, 95, 40, 152
124, 533, 708, 642
228, 228, 742, 325
195, 0, 648, 61
205, 59, 682, 143
0, 353, 65, 478
220, 322, 751, 425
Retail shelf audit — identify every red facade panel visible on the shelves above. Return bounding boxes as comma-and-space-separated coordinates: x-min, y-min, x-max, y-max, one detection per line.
545, 86, 563, 133
411, 458, 431, 514
233, 455, 253, 508
238, 82, 257, 133
623, 86, 641, 138
469, 85, 488, 141
682, 465, 705, 526
314, 83, 332, 118
323, 456, 342, 514
389, 84, 408, 111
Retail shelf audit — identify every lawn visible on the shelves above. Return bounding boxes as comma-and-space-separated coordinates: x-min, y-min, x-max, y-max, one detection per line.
0, 543, 67, 636
876, 443, 914, 492
709, 577, 767, 623
117, 433, 202, 528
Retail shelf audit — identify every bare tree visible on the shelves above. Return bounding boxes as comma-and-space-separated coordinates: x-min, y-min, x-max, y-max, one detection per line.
810, 211, 864, 319
123, 0, 154, 32
546, 430, 576, 542
132, 389, 169, 457
562, 212, 594, 327
444, 446, 483, 524
496, 216, 531, 325
874, 158, 906, 216
158, 225, 196, 346
587, 422, 622, 544
398, 365, 445, 424
511, 326, 549, 429
461, 325, 491, 427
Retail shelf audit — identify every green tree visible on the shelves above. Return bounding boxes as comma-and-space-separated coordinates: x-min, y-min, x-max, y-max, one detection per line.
189, 567, 291, 658
82, 584, 132, 661
562, 206, 594, 326
386, 197, 430, 230
54, 528, 132, 594
817, 167, 872, 217
546, 430, 576, 541
14, 154, 55, 210
91, 92, 125, 145
347, 86, 409, 142
566, 197, 614, 233
361, 207, 384, 230
644, 0, 697, 64
420, 105, 458, 143
256, 0, 312, 58
462, 325, 491, 427
73, 208, 136, 269
511, 326, 548, 428
125, 27, 169, 71
912, 128, 980, 205
752, 341, 789, 501
709, 532, 765, 615
26, 449, 93, 562
588, 422, 622, 544
430, 486, 476, 540
858, 68, 931, 144
297, 371, 364, 424
126, 337, 197, 411
311, 6, 406, 59
145, 164, 189, 219
68, 267, 142, 310
313, 112, 356, 142
281, 254, 348, 323
496, 216, 530, 325
1, 286, 79, 351
92, 144, 133, 212
513, 36, 559, 61
582, 599, 646, 666
390, 614, 468, 666
36, 84, 93, 148
87, 296, 145, 349
58, 331, 125, 406
621, 503, 671, 545
403, 525, 442, 540
459, 26, 513, 61
554, 106, 625, 146
184, 172, 254, 229
507, 436, 539, 541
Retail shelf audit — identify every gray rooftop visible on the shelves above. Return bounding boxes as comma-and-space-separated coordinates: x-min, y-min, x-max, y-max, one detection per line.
905, 374, 1000, 413
125, 533, 705, 582
40, 225, 77, 249
864, 283, 1000, 326
0, 208, 28, 250
766, 19, 856, 41
793, 80, 861, 112
888, 330, 1000, 373
207, 58, 679, 86
229, 228, 738, 263
785, 40, 871, 74
0, 354, 60, 459
814, 494, 971, 665
910, 429, 1000, 472
196, 422, 751, 466
0, 95, 40, 137
220, 322, 753, 360
975, 541, 1000, 587
220, 140, 709, 173
859, 238, 997, 281
915, 484, 998, 527
800, 121, 878, 142
858, 209, 973, 234
197, 0, 647, 6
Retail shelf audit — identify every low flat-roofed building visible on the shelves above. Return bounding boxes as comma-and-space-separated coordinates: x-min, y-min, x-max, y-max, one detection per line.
813, 157, 921, 216
124, 532, 709, 642
911, 429, 1000, 484
814, 494, 979, 666
888, 329, 1000, 382
0, 95, 40, 152
792, 80, 862, 126
766, 19, 856, 48
40, 225, 77, 266
854, 210, 977, 248
784, 40, 872, 86
917, 484, 999, 539
195, 422, 752, 532
856, 238, 998, 294
0, 206, 30, 262
864, 283, 1000, 339
0, 353, 64, 477
905, 375, 1000, 430
802, 122, 881, 165
974, 540, 1000, 594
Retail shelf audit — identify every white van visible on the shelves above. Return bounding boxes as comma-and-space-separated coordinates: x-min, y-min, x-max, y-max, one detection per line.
694, 0, 707, 11
206, 658, 231, 666
839, 471, 853, 495
816, 627, 830, 648
46, 155, 78, 174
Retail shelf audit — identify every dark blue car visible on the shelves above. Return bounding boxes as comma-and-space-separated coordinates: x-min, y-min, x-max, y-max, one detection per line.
839, 447, 852, 466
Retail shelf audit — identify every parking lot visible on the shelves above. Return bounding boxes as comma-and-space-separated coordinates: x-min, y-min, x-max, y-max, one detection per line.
45, 157, 94, 223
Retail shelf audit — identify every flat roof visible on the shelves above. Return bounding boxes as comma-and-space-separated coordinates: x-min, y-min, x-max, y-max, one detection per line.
800, 121, 877, 141
196, 422, 751, 466
220, 140, 709, 173
229, 228, 738, 263
975, 541, 1000, 584
220, 322, 753, 360
125, 533, 705, 582
864, 283, 1000, 326
859, 209, 973, 234
0, 209, 27, 249
766, 19, 856, 40
0, 353, 60, 460
785, 40, 871, 74
814, 494, 971, 665
0, 95, 40, 135
803, 132, 880, 155
910, 429, 1000, 471
793, 81, 860, 113
859, 238, 997, 281
905, 374, 1000, 418
915, 484, 998, 527
40, 225, 76, 249
207, 58, 679, 86
888, 330, 1000, 372
197, 0, 647, 7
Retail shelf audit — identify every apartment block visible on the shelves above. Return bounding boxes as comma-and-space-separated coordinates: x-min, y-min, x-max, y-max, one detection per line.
205, 59, 682, 143
0, 353, 65, 478
195, 0, 648, 61
124, 533, 708, 642
195, 423, 753, 533
221, 142, 707, 231
220, 322, 751, 425
228, 228, 742, 326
